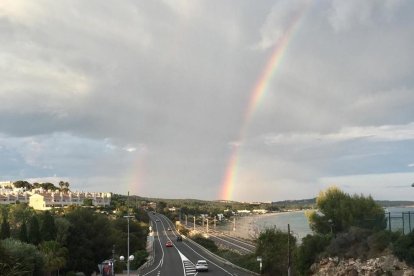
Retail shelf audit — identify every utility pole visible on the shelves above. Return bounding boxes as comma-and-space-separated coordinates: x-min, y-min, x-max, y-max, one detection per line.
111, 244, 115, 276
206, 218, 209, 233
288, 224, 291, 276
193, 216, 196, 231
185, 214, 188, 226
214, 217, 216, 230
233, 217, 236, 232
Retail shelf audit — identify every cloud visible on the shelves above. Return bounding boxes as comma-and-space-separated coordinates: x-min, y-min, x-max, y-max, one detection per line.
318, 172, 414, 200
0, 1, 414, 201
256, 0, 308, 50
328, 0, 406, 32
264, 123, 414, 146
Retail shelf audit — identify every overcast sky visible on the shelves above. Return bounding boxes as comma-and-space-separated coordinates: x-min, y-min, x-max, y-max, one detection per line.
1, 0, 414, 202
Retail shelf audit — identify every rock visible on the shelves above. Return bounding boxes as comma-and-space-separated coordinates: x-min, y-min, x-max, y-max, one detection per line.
311, 255, 414, 276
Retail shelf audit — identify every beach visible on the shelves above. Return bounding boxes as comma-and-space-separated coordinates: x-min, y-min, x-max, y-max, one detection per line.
216, 210, 313, 241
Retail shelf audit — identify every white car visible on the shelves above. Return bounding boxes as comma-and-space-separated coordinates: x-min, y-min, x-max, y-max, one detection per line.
195, 260, 208, 272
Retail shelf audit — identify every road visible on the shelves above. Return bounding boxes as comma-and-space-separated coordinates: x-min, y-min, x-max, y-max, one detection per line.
138, 213, 256, 276
184, 221, 256, 255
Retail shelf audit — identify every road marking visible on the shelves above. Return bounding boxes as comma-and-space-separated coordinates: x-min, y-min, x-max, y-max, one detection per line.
142, 216, 165, 276
209, 234, 254, 253
176, 248, 197, 276
160, 214, 234, 276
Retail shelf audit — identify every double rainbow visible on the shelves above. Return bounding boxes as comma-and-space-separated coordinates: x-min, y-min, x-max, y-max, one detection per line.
219, 3, 310, 200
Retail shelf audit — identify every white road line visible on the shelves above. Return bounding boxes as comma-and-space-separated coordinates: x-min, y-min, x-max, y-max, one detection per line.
159, 214, 234, 276
209, 234, 254, 253
222, 234, 256, 248
142, 216, 165, 276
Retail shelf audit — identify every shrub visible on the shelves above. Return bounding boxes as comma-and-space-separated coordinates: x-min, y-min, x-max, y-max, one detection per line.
392, 231, 414, 265
296, 234, 331, 275
191, 234, 218, 253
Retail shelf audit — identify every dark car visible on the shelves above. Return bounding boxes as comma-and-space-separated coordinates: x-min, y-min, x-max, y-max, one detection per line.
176, 235, 182, 242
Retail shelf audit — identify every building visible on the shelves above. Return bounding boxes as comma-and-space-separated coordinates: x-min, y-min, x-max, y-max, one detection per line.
29, 191, 112, 210
0, 181, 112, 210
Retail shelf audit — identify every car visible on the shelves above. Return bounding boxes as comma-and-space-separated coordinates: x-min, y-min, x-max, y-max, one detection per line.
176, 235, 182, 242
167, 227, 171, 231
166, 241, 173, 247
195, 260, 208, 272
156, 219, 160, 222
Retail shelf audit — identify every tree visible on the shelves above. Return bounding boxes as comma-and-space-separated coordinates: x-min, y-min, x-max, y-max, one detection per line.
157, 201, 167, 213
9, 203, 34, 230
83, 198, 93, 206
13, 180, 33, 190
55, 217, 71, 245
39, 240, 68, 276
28, 216, 41, 245
307, 187, 386, 235
19, 221, 28, 243
1, 238, 44, 275
41, 211, 57, 241
40, 182, 59, 191
255, 227, 297, 276
59, 181, 70, 192
0, 216, 10, 239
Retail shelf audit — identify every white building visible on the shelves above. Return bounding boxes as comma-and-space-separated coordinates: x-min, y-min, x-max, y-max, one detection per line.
29, 191, 112, 210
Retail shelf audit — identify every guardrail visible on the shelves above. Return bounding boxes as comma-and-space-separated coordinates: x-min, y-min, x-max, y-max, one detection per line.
137, 235, 155, 275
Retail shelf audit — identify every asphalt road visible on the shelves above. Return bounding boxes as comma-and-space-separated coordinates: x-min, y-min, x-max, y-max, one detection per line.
184, 221, 256, 254
138, 213, 256, 276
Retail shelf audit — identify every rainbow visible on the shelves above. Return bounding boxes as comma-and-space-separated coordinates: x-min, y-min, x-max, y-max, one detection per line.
219, 3, 310, 200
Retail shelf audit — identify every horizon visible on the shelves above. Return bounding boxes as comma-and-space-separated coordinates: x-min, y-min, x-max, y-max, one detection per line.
1, 1, 414, 202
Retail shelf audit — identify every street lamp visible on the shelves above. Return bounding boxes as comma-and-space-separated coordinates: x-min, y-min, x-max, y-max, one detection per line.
123, 214, 134, 276
119, 255, 135, 275
287, 224, 291, 276
123, 191, 134, 276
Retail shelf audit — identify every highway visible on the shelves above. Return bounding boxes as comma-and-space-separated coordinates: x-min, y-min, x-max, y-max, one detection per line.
183, 221, 256, 255
138, 213, 256, 276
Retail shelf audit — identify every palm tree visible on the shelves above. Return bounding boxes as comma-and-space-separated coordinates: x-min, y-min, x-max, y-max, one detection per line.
39, 241, 68, 276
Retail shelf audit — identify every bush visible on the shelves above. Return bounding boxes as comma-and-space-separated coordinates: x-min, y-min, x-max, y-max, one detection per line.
177, 224, 190, 236
392, 231, 414, 265
367, 230, 394, 257
191, 234, 218, 253
130, 249, 148, 269
325, 227, 371, 259
296, 234, 331, 275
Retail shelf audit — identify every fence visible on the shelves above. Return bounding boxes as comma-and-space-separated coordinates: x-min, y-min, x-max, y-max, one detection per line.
387, 211, 414, 234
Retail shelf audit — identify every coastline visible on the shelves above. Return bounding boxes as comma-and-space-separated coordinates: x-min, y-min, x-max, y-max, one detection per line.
217, 209, 312, 240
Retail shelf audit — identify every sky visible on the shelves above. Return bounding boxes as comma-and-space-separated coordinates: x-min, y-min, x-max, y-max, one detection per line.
1, 0, 414, 202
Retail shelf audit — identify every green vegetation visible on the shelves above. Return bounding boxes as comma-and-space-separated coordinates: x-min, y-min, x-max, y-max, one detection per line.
183, 187, 408, 275
0, 193, 150, 275
306, 187, 386, 234
256, 228, 297, 275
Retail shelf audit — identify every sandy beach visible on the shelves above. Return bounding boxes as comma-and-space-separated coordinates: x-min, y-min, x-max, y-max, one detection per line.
216, 210, 312, 240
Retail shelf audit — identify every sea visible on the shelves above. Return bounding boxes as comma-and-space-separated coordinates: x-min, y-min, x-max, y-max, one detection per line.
218, 207, 414, 241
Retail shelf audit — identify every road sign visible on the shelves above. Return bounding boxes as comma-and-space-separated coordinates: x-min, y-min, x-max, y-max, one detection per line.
257, 257, 262, 262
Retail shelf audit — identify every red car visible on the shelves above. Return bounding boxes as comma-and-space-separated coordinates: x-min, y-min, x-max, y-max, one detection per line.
166, 241, 173, 247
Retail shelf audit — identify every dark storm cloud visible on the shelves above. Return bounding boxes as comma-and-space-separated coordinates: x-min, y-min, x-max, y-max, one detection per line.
1, 0, 414, 200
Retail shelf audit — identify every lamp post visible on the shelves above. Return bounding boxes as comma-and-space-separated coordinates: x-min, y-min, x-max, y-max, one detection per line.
287, 224, 291, 276
119, 255, 134, 276
123, 191, 134, 276
124, 214, 134, 276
